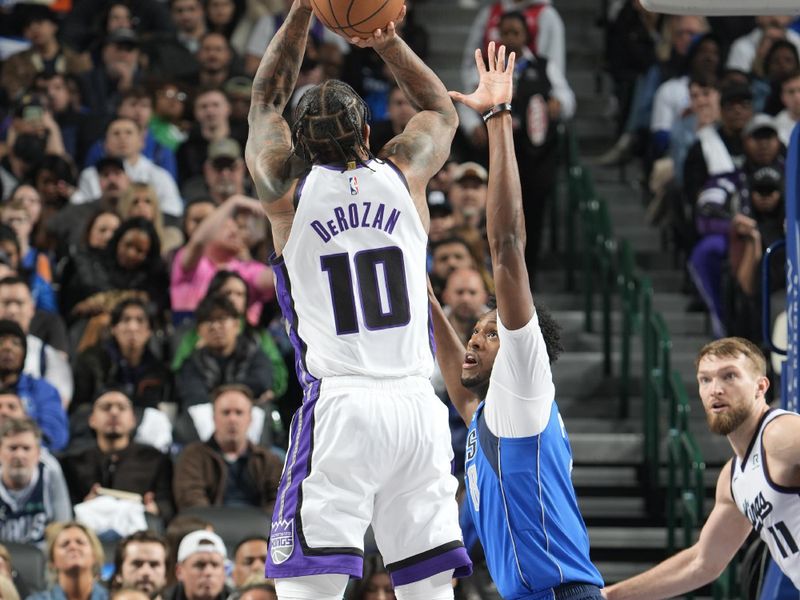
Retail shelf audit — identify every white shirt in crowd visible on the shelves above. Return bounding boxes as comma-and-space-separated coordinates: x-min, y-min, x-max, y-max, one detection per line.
775, 109, 799, 146
726, 27, 800, 72
71, 155, 183, 217
651, 75, 690, 133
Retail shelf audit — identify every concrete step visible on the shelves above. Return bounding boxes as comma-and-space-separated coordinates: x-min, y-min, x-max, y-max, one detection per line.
589, 526, 666, 549
595, 561, 659, 584
579, 495, 647, 519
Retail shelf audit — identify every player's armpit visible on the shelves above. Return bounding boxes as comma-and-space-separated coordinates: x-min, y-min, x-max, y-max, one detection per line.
379, 111, 455, 191
246, 110, 300, 205
761, 413, 800, 488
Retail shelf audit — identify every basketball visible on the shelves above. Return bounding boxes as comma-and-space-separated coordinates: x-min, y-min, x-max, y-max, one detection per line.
311, 0, 405, 40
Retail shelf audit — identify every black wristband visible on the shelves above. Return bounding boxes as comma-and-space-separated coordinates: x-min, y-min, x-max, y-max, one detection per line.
481, 103, 512, 123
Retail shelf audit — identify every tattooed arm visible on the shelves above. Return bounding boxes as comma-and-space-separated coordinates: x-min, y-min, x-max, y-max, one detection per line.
245, 0, 311, 205
353, 17, 457, 222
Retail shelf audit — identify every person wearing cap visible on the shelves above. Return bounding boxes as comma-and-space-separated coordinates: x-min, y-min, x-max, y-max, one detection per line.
0, 319, 66, 451
775, 69, 800, 145
81, 28, 144, 119
72, 117, 184, 218
726, 165, 786, 340
427, 191, 456, 245
0, 5, 91, 100
170, 195, 273, 323
167, 530, 230, 600
181, 138, 250, 204
177, 88, 247, 185
449, 162, 488, 231
84, 87, 179, 182
683, 81, 754, 209
48, 157, 131, 251
0, 417, 71, 547
742, 113, 784, 172
224, 77, 253, 126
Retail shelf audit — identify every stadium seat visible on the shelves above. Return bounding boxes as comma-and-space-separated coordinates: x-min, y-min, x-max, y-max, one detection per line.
179, 506, 271, 555
5, 543, 46, 593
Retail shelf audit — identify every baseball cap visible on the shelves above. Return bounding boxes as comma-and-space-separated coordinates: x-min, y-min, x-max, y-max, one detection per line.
751, 166, 783, 194
453, 162, 488, 184
105, 28, 139, 48
719, 82, 753, 106
427, 190, 453, 217
208, 138, 242, 165
223, 76, 253, 97
177, 530, 227, 563
743, 114, 778, 138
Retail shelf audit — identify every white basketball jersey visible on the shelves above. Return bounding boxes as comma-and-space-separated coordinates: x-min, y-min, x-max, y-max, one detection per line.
730, 409, 800, 587
272, 159, 433, 388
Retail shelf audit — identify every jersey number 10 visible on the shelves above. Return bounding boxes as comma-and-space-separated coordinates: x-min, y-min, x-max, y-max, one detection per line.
321, 246, 411, 335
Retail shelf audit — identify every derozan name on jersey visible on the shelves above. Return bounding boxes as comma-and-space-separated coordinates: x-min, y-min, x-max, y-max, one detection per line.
310, 201, 402, 243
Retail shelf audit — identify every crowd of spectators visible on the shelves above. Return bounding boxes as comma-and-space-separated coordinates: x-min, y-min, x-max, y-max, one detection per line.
0, 0, 577, 593
601, 4, 799, 385
0, 0, 794, 596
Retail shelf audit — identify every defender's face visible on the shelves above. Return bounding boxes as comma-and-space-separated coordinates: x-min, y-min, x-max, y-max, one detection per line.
696, 354, 768, 435
461, 312, 500, 390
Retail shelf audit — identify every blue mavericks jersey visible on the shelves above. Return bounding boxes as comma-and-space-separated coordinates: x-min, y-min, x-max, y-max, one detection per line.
0, 463, 48, 545
464, 401, 603, 599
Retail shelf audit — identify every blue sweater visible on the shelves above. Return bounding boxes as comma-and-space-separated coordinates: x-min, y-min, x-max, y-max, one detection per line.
15, 373, 68, 451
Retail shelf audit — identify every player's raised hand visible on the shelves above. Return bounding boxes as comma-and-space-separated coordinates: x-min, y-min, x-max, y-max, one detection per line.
347, 5, 406, 50
449, 42, 515, 114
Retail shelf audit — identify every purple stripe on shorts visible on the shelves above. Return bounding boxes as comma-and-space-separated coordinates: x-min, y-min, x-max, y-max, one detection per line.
427, 301, 436, 359
266, 381, 364, 579
270, 254, 318, 391
389, 546, 473, 587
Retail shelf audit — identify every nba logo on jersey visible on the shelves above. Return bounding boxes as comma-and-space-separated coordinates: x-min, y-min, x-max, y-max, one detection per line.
349, 176, 359, 195
270, 519, 295, 564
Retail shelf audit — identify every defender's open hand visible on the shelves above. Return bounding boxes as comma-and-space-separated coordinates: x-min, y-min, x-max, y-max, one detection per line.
449, 42, 515, 114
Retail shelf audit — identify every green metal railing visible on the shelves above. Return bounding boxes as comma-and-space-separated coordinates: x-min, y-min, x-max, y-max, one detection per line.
666, 369, 705, 556
560, 126, 738, 597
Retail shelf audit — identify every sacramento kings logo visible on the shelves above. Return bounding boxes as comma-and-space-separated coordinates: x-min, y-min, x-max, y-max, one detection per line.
270, 519, 295, 564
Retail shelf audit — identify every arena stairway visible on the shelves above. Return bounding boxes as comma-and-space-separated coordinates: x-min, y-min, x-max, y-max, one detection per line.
416, 0, 731, 590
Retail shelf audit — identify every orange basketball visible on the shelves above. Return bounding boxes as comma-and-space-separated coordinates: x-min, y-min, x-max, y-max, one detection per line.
311, 0, 405, 40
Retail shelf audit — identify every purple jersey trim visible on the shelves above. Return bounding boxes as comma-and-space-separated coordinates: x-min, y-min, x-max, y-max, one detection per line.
270, 253, 318, 391
267, 555, 364, 580
387, 545, 473, 586
383, 158, 410, 192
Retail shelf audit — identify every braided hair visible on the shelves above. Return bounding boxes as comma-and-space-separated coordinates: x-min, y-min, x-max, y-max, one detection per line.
291, 79, 375, 169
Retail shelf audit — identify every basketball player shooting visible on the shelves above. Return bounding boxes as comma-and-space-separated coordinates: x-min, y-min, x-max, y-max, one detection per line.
245, 1, 472, 599
603, 338, 800, 599
430, 42, 605, 600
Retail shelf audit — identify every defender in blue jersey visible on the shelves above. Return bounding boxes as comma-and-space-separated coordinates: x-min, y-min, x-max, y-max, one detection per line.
430, 43, 604, 600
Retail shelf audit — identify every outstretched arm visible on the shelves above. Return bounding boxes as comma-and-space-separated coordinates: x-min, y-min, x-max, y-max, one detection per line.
603, 461, 751, 599
353, 15, 457, 199
428, 281, 480, 425
450, 44, 533, 330
245, 0, 312, 205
